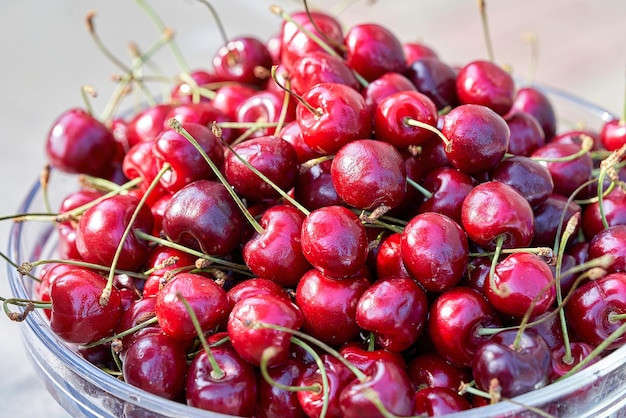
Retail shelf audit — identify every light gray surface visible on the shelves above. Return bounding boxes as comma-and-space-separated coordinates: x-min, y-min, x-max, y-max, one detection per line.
0, 1, 624, 417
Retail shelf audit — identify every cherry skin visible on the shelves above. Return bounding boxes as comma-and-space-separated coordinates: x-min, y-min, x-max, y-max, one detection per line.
226, 277, 292, 310
122, 140, 167, 203
413, 387, 472, 416
294, 159, 342, 211
504, 110, 546, 156
212, 36, 273, 87
363, 72, 417, 117
484, 252, 556, 318
185, 345, 258, 416
582, 187, 626, 240
227, 293, 302, 367
242, 204, 311, 288
155, 272, 229, 342
472, 329, 551, 398
401, 212, 469, 293
489, 155, 554, 208
339, 341, 407, 374
404, 57, 459, 110
170, 69, 216, 104
49, 268, 122, 344
531, 193, 582, 248
300, 205, 369, 279
255, 358, 306, 418
115, 296, 158, 347
403, 41, 438, 65
235, 90, 295, 138
356, 276, 429, 352
278, 120, 323, 164
531, 141, 594, 198
331, 139, 407, 211
289, 51, 360, 96
375, 232, 412, 281
587, 224, 626, 273
441, 104, 510, 174
455, 60, 516, 115
417, 166, 477, 224
161, 179, 246, 256
512, 86, 557, 140
407, 351, 471, 393
550, 341, 599, 382
295, 269, 370, 347
428, 287, 501, 367
373, 90, 439, 148
122, 329, 188, 400
600, 118, 626, 151
75, 194, 154, 272
210, 83, 257, 121
297, 82, 372, 155
46, 108, 118, 177
344, 23, 406, 83
461, 181, 535, 250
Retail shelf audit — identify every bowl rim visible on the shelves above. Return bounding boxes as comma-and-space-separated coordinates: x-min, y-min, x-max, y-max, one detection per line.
5, 83, 623, 418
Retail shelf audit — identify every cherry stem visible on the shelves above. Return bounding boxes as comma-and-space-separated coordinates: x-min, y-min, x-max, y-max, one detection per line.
302, 0, 347, 54
470, 246, 554, 261
80, 85, 97, 118
460, 383, 555, 417
259, 346, 321, 393
133, 229, 251, 275
274, 72, 292, 134
0, 251, 39, 283
487, 235, 506, 298
403, 117, 452, 151
522, 32, 539, 86
289, 337, 330, 418
176, 292, 225, 380
18, 258, 145, 279
40, 164, 53, 215
100, 163, 171, 307
169, 119, 265, 235
212, 122, 311, 217
597, 144, 626, 230
268, 5, 368, 88
217, 121, 279, 130
81, 316, 159, 349
477, 0, 496, 63
135, 0, 190, 73
406, 178, 433, 199
85, 11, 132, 73
531, 135, 594, 163
270, 65, 321, 118
195, 0, 229, 46
1, 297, 50, 322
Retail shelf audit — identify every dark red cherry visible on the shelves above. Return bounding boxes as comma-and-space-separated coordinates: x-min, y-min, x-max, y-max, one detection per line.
490, 155, 554, 208
531, 141, 593, 198
461, 181, 535, 250
402, 212, 469, 293
161, 179, 246, 256
582, 187, 626, 240
300, 205, 369, 279
278, 120, 323, 164
210, 83, 257, 121
256, 358, 306, 418
428, 287, 501, 367
339, 341, 407, 374
441, 104, 510, 174
165, 102, 232, 141
75, 194, 154, 271
512, 86, 557, 140
407, 351, 471, 393
331, 139, 407, 210
472, 329, 551, 398
375, 232, 412, 281
212, 36, 273, 86
418, 167, 477, 225
504, 110, 546, 156
224, 135, 299, 202
297, 82, 372, 155
290, 51, 359, 95
298, 354, 354, 418
294, 159, 342, 211
227, 277, 292, 310
404, 57, 459, 110
455, 60, 516, 115
242, 204, 311, 287
550, 342, 599, 382
50, 268, 122, 344
531, 193, 581, 248
296, 269, 370, 347
587, 224, 626, 273
356, 276, 428, 352
413, 387, 472, 416
46, 108, 118, 177
403, 42, 438, 65
344, 23, 406, 83
236, 90, 295, 138
185, 346, 258, 416
155, 272, 229, 341
122, 329, 187, 400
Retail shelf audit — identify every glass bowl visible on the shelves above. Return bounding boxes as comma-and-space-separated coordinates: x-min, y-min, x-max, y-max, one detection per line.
6, 85, 626, 418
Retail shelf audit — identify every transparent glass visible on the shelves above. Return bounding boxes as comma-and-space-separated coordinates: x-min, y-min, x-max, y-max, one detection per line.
7, 85, 626, 418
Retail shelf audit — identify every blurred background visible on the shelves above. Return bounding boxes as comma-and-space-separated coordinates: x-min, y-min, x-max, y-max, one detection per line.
0, 0, 624, 416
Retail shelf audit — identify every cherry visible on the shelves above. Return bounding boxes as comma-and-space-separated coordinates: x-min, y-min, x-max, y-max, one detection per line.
530, 141, 593, 198
294, 159, 342, 211
363, 72, 417, 117
375, 232, 412, 281
504, 110, 546, 156
339, 341, 407, 374
224, 135, 299, 202
164, 102, 232, 142
417, 135, 453, 174
242, 204, 311, 287
210, 83, 257, 121
152, 122, 224, 193
236, 89, 295, 138
75, 194, 154, 272
122, 140, 166, 202
413, 387, 472, 416
256, 358, 306, 418
278, 120, 322, 164
428, 287, 501, 367
122, 329, 187, 400
227, 293, 302, 367
407, 351, 471, 393
581, 187, 626, 240
185, 345, 258, 416
355, 276, 428, 352
461, 181, 535, 250
484, 252, 556, 318
331, 139, 407, 211
49, 267, 122, 344
36, 263, 82, 320
404, 57, 459, 110
403, 41, 438, 65
155, 272, 229, 342
373, 90, 439, 148
550, 341, 599, 382
296, 82, 372, 155
290, 51, 360, 95
600, 118, 626, 151
401, 212, 469, 293
344, 23, 406, 83
489, 155, 554, 208
161, 179, 246, 256
512, 86, 557, 140
587, 224, 626, 273
455, 60, 516, 115
339, 359, 415, 418
125, 104, 173, 147
227, 277, 292, 310
212, 36, 273, 87
115, 295, 158, 346
170, 69, 216, 104
46, 108, 118, 177
417, 167, 477, 225
531, 193, 581, 248
441, 104, 510, 174
300, 205, 369, 279
296, 268, 370, 347
472, 329, 551, 398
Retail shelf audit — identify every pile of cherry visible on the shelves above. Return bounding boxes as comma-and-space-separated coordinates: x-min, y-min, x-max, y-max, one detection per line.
8, 3, 626, 417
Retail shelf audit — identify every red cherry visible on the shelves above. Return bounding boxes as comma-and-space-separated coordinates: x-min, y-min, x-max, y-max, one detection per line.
375, 232, 412, 281
278, 120, 323, 164
170, 69, 216, 104
404, 57, 459, 110
531, 193, 581, 248
236, 90, 295, 138
125, 104, 172, 147
600, 118, 626, 151
504, 110, 546, 156
227, 277, 292, 310
455, 60, 516, 115
531, 141, 593, 198
413, 387, 472, 416
363, 72, 417, 117
256, 358, 306, 418
212, 36, 273, 86
582, 187, 626, 240
489, 155, 554, 208
403, 41, 438, 65
418, 167, 477, 224
50, 268, 122, 344
512, 86, 557, 140
587, 224, 626, 273
294, 159, 342, 211
339, 341, 407, 374
407, 351, 471, 393
290, 51, 360, 95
